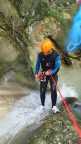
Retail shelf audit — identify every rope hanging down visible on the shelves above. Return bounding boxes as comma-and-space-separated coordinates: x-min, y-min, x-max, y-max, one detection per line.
51, 76, 81, 138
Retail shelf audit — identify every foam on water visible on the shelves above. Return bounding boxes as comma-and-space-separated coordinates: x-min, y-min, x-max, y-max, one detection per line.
0, 84, 78, 143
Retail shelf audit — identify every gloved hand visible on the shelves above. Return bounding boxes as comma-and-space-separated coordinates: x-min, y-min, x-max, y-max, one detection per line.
45, 69, 51, 76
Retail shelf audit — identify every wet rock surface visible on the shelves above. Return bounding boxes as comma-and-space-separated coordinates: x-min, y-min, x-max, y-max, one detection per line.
27, 108, 80, 144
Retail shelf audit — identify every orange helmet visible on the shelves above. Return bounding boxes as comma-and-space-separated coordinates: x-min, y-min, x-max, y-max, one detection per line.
41, 38, 54, 54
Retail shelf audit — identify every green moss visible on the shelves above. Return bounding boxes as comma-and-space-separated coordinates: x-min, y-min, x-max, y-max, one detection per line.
0, 60, 12, 78
27, 109, 78, 144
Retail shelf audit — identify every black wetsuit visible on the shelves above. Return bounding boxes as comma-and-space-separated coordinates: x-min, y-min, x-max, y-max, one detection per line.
35, 51, 61, 107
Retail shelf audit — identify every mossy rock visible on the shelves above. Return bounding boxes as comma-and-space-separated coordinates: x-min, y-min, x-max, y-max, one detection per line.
27, 109, 78, 144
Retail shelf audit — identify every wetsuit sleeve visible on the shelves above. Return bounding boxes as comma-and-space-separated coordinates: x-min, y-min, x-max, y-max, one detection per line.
35, 54, 41, 74
51, 55, 61, 75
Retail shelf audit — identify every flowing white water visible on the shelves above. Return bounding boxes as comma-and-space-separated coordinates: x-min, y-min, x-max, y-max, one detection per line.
0, 83, 78, 144
0, 64, 81, 144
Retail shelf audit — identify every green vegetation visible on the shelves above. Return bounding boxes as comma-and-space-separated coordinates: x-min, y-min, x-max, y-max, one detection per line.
0, 0, 77, 84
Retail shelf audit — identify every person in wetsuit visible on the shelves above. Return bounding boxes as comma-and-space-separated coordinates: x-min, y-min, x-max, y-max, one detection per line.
35, 38, 61, 113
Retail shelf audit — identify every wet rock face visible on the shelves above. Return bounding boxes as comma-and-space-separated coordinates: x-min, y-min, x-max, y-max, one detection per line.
0, 0, 76, 83
60, 97, 81, 120
58, 97, 81, 123
0, 38, 18, 62
72, 102, 81, 120
27, 97, 81, 144
27, 110, 78, 144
